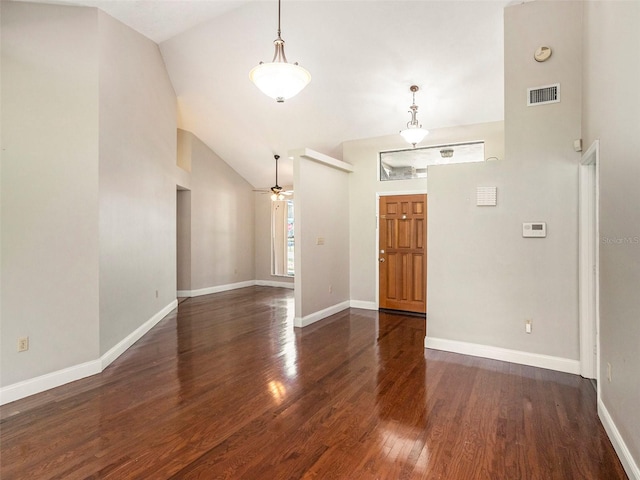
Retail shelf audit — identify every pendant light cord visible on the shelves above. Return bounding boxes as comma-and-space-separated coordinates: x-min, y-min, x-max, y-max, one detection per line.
272, 0, 286, 63
277, 0, 282, 39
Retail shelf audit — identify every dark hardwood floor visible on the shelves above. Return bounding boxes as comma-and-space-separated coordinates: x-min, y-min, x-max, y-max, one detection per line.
0, 287, 627, 479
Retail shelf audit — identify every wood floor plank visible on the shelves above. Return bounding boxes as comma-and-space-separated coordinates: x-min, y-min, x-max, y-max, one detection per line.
0, 287, 628, 479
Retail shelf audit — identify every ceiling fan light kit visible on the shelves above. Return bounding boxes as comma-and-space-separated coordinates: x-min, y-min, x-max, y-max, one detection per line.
270, 155, 283, 200
250, 0, 311, 103
399, 85, 429, 148
266, 154, 290, 201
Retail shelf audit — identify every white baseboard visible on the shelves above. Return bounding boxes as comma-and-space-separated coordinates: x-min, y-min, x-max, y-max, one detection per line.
294, 301, 350, 328
177, 280, 255, 298
101, 300, 178, 369
350, 300, 377, 310
424, 336, 580, 374
599, 398, 640, 480
255, 280, 295, 289
0, 359, 101, 406
0, 300, 178, 406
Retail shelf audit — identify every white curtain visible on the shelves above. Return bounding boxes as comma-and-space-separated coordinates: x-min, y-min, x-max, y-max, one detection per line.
271, 201, 288, 276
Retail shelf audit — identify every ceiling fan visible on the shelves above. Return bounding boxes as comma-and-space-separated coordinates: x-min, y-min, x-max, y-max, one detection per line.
255, 154, 293, 200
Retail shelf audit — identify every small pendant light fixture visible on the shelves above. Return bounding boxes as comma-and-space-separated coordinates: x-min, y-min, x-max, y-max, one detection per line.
399, 85, 429, 147
440, 148, 454, 158
250, 0, 311, 103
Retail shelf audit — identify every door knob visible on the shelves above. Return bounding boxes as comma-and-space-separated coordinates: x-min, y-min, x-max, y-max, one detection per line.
379, 258, 385, 263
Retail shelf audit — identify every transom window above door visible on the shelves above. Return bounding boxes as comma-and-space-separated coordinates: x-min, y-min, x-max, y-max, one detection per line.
379, 141, 485, 181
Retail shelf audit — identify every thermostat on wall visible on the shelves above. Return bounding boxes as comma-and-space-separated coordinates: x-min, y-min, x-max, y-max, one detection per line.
523, 222, 546, 238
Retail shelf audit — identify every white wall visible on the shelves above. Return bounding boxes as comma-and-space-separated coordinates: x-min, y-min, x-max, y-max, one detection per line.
0, 2, 262, 401
424, 1, 582, 367
1, 2, 100, 386
293, 150, 351, 325
422, 1, 583, 367
582, 1, 640, 475
344, 122, 504, 308
0, 3, 182, 402
98, 11, 178, 354
177, 130, 255, 292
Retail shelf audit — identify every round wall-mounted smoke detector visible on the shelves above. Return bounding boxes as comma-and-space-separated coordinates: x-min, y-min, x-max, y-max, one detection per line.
534, 46, 552, 62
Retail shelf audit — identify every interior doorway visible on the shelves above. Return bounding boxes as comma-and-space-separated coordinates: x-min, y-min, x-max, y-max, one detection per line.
176, 187, 192, 298
579, 140, 599, 380
378, 194, 427, 314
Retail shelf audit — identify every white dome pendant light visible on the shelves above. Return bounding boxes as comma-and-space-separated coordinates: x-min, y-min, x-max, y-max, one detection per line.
399, 85, 429, 147
250, 0, 311, 103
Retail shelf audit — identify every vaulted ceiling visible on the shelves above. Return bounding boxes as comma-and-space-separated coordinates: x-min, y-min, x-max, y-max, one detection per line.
30, 0, 507, 188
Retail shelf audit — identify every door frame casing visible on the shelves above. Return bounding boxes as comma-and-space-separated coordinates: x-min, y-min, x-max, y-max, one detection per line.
579, 140, 599, 380
375, 190, 428, 309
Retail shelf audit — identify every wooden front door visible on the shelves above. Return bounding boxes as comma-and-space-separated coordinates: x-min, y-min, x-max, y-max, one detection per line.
378, 194, 427, 314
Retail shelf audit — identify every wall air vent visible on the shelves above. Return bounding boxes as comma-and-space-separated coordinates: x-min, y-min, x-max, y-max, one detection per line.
527, 83, 560, 106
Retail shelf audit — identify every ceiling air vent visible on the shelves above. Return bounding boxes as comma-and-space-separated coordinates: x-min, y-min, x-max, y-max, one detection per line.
527, 83, 560, 106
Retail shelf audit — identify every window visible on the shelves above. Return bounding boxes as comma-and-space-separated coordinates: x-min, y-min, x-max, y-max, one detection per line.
272, 200, 294, 277
379, 141, 485, 181
286, 201, 294, 276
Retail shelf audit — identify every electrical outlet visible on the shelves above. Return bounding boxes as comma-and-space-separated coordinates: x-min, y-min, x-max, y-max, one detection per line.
607, 362, 612, 383
155, 290, 159, 298
18, 336, 29, 352
525, 319, 532, 334
329, 284, 333, 294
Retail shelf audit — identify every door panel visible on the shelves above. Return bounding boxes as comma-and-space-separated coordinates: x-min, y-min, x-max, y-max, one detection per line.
386, 254, 397, 298
385, 219, 395, 248
412, 254, 424, 301
398, 220, 411, 248
415, 218, 425, 249
379, 194, 427, 314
